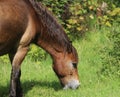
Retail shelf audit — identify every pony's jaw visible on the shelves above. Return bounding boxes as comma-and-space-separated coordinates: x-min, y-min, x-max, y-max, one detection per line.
63, 79, 80, 90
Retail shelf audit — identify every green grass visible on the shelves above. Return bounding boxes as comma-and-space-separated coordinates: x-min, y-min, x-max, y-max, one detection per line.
0, 31, 120, 97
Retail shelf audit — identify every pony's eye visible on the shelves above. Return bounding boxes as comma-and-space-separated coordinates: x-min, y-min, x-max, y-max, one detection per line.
72, 63, 77, 68
58, 74, 65, 78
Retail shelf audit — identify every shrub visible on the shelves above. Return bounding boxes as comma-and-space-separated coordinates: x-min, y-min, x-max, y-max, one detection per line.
38, 0, 120, 37
0, 55, 9, 64
100, 23, 120, 77
27, 44, 47, 61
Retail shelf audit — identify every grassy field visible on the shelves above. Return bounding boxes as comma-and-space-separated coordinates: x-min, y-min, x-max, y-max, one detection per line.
0, 31, 120, 97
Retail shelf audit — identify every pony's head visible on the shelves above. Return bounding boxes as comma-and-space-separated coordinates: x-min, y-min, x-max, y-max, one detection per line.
52, 46, 80, 89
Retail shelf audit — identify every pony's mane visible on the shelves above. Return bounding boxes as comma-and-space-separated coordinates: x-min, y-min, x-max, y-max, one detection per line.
29, 0, 73, 53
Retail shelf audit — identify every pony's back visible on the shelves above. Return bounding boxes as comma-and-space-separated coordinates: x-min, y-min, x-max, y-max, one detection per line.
0, 0, 35, 55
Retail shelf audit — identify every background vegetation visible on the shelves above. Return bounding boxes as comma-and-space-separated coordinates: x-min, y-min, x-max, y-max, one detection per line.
0, 0, 120, 97
38, 0, 120, 77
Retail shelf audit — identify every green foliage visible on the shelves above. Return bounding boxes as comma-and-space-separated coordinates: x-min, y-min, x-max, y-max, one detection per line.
0, 55, 9, 64
97, 0, 120, 26
66, 0, 98, 36
109, 8, 120, 16
39, 0, 69, 24
27, 44, 47, 61
37, 0, 120, 37
100, 23, 120, 77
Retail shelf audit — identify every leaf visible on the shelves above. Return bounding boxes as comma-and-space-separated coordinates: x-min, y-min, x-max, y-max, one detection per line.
79, 16, 84, 20
89, 14, 94, 19
68, 19, 77, 24
67, 24, 72, 29
109, 8, 120, 16
105, 21, 111, 27
77, 27, 82, 31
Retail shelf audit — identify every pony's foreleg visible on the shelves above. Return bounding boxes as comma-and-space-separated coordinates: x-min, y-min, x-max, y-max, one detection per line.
9, 45, 29, 97
9, 51, 21, 97
9, 15, 36, 97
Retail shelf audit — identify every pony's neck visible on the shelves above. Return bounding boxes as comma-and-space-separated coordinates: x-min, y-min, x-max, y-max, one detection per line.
35, 17, 72, 59
30, 1, 72, 58
35, 21, 69, 59
36, 36, 63, 60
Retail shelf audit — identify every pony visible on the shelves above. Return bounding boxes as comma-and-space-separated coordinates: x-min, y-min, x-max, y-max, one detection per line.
0, 0, 80, 97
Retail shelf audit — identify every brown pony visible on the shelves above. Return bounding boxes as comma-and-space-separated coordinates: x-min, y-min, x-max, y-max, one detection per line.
0, 0, 80, 97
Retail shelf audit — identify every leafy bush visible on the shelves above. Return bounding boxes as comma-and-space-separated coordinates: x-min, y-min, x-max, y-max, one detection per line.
27, 44, 47, 61
39, 0, 70, 24
0, 55, 9, 64
38, 0, 120, 37
100, 23, 120, 77
66, 0, 98, 36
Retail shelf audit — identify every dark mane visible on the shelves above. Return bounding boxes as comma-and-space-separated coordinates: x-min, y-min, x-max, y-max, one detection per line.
29, 0, 73, 53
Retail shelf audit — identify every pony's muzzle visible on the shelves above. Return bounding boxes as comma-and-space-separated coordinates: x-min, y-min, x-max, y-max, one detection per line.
63, 80, 80, 90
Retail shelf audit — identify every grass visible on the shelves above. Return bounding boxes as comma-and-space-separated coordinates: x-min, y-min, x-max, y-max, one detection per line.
0, 30, 120, 97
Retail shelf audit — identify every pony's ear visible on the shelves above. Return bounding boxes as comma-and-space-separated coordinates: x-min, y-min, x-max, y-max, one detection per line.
72, 63, 77, 68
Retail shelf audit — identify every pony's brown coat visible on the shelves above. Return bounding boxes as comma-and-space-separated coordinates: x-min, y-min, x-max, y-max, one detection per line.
0, 0, 79, 96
